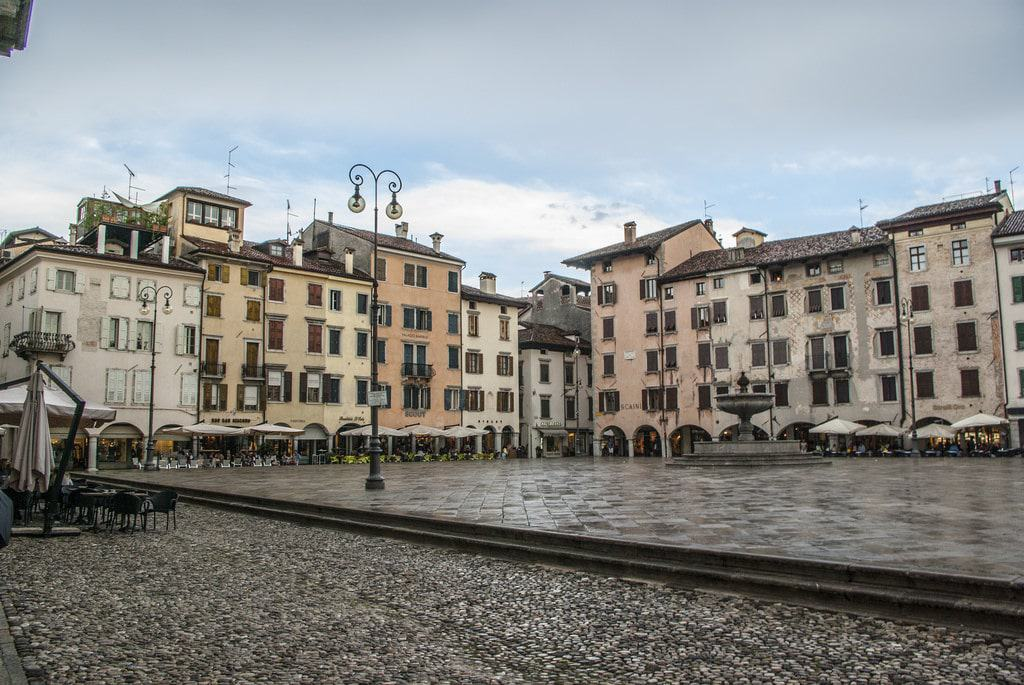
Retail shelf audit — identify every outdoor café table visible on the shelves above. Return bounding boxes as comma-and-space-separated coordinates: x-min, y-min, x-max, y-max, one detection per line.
74, 490, 115, 532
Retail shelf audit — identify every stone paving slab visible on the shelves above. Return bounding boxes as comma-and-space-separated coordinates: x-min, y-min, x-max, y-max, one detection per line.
90, 456, 1024, 577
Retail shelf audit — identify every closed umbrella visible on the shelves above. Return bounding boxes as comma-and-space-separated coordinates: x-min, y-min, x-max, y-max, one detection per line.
949, 413, 1007, 430
808, 418, 865, 435
9, 372, 52, 494
854, 424, 903, 437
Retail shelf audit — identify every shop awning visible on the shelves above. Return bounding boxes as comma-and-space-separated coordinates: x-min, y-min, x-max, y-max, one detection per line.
537, 428, 568, 437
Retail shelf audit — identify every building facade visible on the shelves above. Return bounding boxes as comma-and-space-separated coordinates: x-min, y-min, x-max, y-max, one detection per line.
993, 209, 1024, 445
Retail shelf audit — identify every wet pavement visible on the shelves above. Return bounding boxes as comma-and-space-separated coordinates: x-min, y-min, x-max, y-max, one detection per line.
90, 457, 1024, 577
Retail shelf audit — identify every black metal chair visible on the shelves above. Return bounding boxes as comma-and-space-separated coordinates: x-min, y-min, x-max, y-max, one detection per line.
148, 490, 178, 530
106, 492, 148, 532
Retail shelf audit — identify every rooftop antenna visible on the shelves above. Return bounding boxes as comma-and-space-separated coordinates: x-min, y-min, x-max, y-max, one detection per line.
703, 200, 715, 220
312, 197, 317, 223
224, 145, 238, 196
100, 185, 110, 200
859, 198, 869, 228
985, 177, 991, 193
124, 164, 136, 202
286, 199, 298, 241
1010, 166, 1019, 207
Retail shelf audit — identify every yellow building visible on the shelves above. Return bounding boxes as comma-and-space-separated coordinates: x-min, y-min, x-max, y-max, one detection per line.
254, 238, 374, 455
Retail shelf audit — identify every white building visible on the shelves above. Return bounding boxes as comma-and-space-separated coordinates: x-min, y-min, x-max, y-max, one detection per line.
0, 224, 204, 470
993, 209, 1024, 446
460, 273, 520, 452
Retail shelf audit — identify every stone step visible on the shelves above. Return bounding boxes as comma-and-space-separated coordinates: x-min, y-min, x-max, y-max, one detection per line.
668, 455, 830, 468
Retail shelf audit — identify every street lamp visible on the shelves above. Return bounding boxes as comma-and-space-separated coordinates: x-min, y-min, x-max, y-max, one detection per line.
348, 163, 403, 490
139, 284, 173, 471
900, 297, 920, 456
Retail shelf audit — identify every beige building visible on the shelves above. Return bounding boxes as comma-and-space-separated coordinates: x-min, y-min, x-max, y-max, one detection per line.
563, 219, 720, 456
992, 208, 1024, 445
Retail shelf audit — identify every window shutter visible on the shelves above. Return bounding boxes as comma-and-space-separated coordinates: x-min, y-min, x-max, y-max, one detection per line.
185, 285, 201, 307
283, 372, 292, 402
299, 372, 308, 403
73, 271, 85, 294
425, 310, 432, 331
385, 305, 392, 326
404, 263, 415, 285
1014, 277, 1024, 304
117, 318, 129, 350
207, 264, 217, 280
218, 384, 228, 410
175, 325, 186, 355
222, 265, 231, 282
639, 280, 646, 300
153, 323, 163, 353
690, 307, 699, 329
609, 284, 617, 304
45, 268, 56, 291
240, 267, 249, 285
237, 384, 245, 410
127, 319, 137, 351
100, 318, 112, 349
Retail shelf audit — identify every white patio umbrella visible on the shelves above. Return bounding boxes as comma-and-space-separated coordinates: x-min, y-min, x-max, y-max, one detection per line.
167, 423, 246, 436
338, 425, 408, 437
441, 426, 487, 438
808, 418, 866, 435
8, 372, 52, 493
855, 423, 903, 438
248, 422, 304, 436
913, 423, 956, 440
0, 383, 116, 425
949, 413, 1008, 430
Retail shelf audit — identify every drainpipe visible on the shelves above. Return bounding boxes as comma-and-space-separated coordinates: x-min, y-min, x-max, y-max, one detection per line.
888, 236, 908, 428
196, 266, 207, 424
262, 265, 269, 425
761, 266, 774, 439
655, 253, 667, 457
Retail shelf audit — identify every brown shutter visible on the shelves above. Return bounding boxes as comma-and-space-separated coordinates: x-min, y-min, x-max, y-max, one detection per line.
609, 284, 616, 304
240, 267, 249, 285
911, 285, 929, 311
237, 384, 245, 410
218, 384, 227, 410
956, 322, 977, 351
283, 372, 292, 402
690, 307, 699, 329
207, 264, 217, 280
222, 265, 231, 282
954, 281, 974, 307
202, 383, 212, 410
259, 385, 267, 410
299, 372, 308, 403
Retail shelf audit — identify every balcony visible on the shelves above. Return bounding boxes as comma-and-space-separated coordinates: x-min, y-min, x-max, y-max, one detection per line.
241, 364, 265, 380
401, 362, 435, 379
9, 331, 75, 360
806, 352, 851, 375
201, 361, 226, 377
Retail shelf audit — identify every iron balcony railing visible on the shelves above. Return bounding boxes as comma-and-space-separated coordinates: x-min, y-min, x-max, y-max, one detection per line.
201, 361, 226, 377
401, 362, 434, 379
241, 364, 265, 379
9, 331, 75, 360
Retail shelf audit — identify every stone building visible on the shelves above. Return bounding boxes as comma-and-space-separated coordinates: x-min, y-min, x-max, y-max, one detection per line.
993, 209, 1024, 445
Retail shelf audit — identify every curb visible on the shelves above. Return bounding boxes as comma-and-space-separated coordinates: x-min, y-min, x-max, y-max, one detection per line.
84, 473, 1024, 637
0, 596, 30, 685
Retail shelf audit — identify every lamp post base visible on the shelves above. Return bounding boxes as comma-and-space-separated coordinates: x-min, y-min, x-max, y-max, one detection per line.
365, 475, 385, 490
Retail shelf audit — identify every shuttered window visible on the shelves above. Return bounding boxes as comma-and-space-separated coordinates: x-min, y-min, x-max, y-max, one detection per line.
910, 285, 929, 311
770, 293, 787, 317
645, 312, 658, 333
1013, 276, 1024, 304
914, 325, 933, 355
602, 353, 615, 376
697, 385, 711, 409
602, 317, 614, 339
916, 371, 935, 399
953, 280, 974, 307
307, 323, 323, 353
714, 345, 729, 370
697, 342, 711, 368
712, 301, 727, 324
268, 278, 285, 302
806, 288, 822, 313
774, 382, 789, 407
268, 320, 284, 351
771, 340, 789, 365
663, 310, 676, 332
749, 295, 764, 320
750, 342, 766, 367
664, 346, 677, 368
955, 321, 977, 352
960, 369, 980, 397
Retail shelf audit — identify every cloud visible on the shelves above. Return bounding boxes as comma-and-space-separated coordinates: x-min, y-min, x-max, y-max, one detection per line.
772, 150, 898, 175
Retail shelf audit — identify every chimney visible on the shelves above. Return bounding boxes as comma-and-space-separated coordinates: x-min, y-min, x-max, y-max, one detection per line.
849, 226, 862, 244
328, 211, 334, 224
479, 272, 496, 294
129, 230, 139, 259
623, 221, 637, 244
343, 247, 354, 274
227, 229, 242, 253
291, 238, 304, 266
430, 232, 444, 253
160, 236, 170, 264
994, 179, 1002, 193
395, 222, 409, 239
96, 224, 106, 255
705, 218, 714, 234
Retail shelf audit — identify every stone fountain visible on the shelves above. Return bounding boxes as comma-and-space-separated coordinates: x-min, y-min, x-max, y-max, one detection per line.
667, 372, 830, 468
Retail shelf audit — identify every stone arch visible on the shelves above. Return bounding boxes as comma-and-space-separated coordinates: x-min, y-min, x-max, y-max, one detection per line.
776, 422, 814, 442
719, 424, 767, 442
633, 425, 662, 457
600, 425, 627, 456
669, 425, 711, 456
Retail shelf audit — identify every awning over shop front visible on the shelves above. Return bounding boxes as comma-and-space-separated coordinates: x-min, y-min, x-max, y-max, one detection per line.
537, 428, 568, 437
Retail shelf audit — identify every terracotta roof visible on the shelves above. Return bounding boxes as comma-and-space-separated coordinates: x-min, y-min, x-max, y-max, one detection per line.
530, 272, 591, 292
993, 211, 1024, 237
309, 220, 464, 263
0, 243, 205, 275
461, 284, 524, 307
563, 220, 706, 268
876, 193, 1002, 228
518, 322, 589, 353
1, 226, 61, 248
253, 243, 373, 281
661, 226, 888, 283
154, 186, 252, 207
183, 237, 273, 264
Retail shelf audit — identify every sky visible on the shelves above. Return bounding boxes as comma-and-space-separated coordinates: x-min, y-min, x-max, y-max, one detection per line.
0, 1, 1021, 295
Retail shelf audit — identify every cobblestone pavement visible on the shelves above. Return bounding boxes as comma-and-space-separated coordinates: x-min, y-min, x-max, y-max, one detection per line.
98, 457, 1024, 577
2, 506, 1022, 684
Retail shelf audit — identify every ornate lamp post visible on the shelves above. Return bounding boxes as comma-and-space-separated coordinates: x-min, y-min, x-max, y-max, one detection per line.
140, 284, 173, 471
347, 163, 403, 490
900, 297, 919, 456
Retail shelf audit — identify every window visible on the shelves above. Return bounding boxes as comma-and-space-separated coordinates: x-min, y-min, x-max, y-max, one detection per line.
268, 278, 285, 302
691, 305, 710, 328
806, 288, 823, 313
497, 354, 514, 376
328, 328, 342, 355
598, 390, 620, 413
101, 317, 128, 350
910, 285, 929, 311
179, 372, 197, 406
205, 294, 222, 317
697, 385, 712, 410
663, 286, 674, 300
646, 350, 659, 373
356, 331, 368, 357
833, 334, 850, 368
641, 278, 658, 300
110, 275, 130, 299
376, 258, 388, 281
375, 303, 392, 327
324, 376, 342, 404
246, 300, 261, 322
696, 282, 705, 296
447, 271, 458, 292
806, 263, 821, 277
245, 269, 261, 287
771, 340, 789, 365
751, 342, 766, 367
602, 261, 613, 273
874, 253, 890, 267
875, 279, 893, 306
916, 371, 935, 399
906, 325, 931, 356
202, 382, 227, 411
1016, 322, 1024, 351
448, 312, 459, 334
953, 280, 974, 307
240, 384, 262, 410
466, 352, 484, 375
878, 330, 896, 357
176, 324, 197, 356
909, 246, 927, 271
303, 373, 321, 403
55, 269, 76, 292
697, 342, 711, 368
712, 277, 724, 289
404, 264, 428, 288
960, 369, 980, 397
402, 307, 432, 331
642, 387, 663, 411
187, 199, 237, 229
565, 395, 577, 419
268, 320, 284, 351
909, 229, 923, 237
712, 301, 727, 324
328, 289, 342, 311
714, 345, 729, 370
811, 378, 829, 406
774, 382, 789, 407
468, 312, 479, 337
951, 239, 970, 266
828, 260, 843, 274
306, 283, 323, 307
207, 263, 229, 283
881, 375, 899, 402
267, 370, 284, 402
269, 244, 283, 257
602, 353, 615, 376
597, 283, 617, 305
749, 295, 764, 320
1013, 276, 1024, 304
951, 222, 966, 231
135, 320, 154, 352
1011, 248, 1024, 263
663, 310, 676, 332
105, 369, 127, 404
539, 360, 550, 383
770, 293, 787, 318
497, 391, 514, 413
307, 323, 323, 353
664, 346, 677, 368
750, 272, 762, 285
602, 317, 614, 339
539, 396, 551, 419
645, 311, 658, 334
133, 369, 152, 405
499, 318, 510, 341
645, 254, 656, 266
444, 387, 462, 411
770, 269, 783, 283
356, 380, 369, 406
956, 321, 977, 352
834, 378, 850, 404
563, 361, 575, 385
465, 389, 485, 412
830, 285, 845, 311
357, 293, 369, 314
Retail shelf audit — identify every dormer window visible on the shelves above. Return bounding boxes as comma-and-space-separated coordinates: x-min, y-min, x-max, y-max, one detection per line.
602, 260, 613, 273
270, 244, 283, 257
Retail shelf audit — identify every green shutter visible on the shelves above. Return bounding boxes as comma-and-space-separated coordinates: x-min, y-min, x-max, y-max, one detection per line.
1014, 276, 1024, 304
1016, 322, 1024, 350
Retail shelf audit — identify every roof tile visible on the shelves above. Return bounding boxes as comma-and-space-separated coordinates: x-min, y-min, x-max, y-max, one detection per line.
876, 193, 1002, 227
563, 220, 706, 268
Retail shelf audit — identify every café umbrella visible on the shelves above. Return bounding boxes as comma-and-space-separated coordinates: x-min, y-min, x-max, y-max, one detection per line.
913, 423, 956, 440
0, 383, 115, 425
441, 426, 487, 438
248, 422, 304, 436
854, 423, 903, 438
8, 372, 52, 494
167, 423, 246, 436
338, 425, 408, 437
949, 413, 1008, 430
808, 418, 866, 435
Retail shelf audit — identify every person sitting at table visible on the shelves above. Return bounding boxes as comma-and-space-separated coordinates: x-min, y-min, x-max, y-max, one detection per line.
948, 443, 960, 456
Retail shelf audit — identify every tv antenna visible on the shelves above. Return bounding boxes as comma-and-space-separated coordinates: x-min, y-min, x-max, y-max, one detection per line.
1010, 166, 1020, 207
101, 185, 110, 200
286, 199, 298, 241
224, 145, 238, 196
859, 198, 869, 227
124, 164, 143, 203
703, 200, 715, 220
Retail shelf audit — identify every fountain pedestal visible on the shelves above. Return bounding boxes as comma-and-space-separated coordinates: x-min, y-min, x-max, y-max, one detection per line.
667, 372, 830, 468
